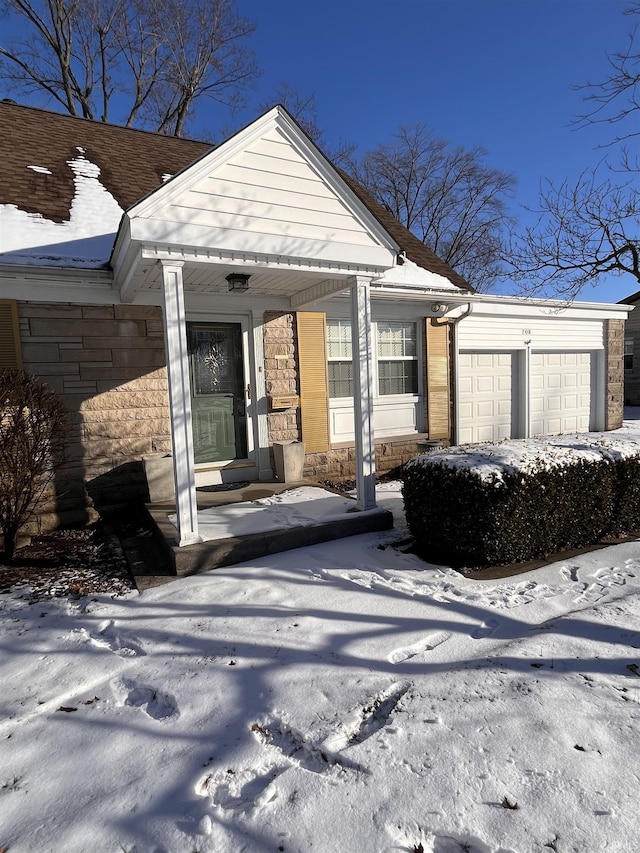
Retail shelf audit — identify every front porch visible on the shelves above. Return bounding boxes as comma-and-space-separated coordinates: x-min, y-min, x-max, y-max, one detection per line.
123, 480, 393, 590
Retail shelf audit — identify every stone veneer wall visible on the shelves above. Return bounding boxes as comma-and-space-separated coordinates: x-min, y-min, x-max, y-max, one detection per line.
18, 302, 171, 529
263, 311, 300, 444
303, 437, 431, 481
606, 318, 625, 431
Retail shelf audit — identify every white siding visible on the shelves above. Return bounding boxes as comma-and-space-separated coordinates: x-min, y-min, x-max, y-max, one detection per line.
458, 315, 604, 351
329, 398, 422, 443
153, 126, 382, 252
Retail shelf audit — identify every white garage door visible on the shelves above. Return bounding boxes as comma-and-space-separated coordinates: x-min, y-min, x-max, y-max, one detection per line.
530, 351, 592, 436
458, 352, 515, 444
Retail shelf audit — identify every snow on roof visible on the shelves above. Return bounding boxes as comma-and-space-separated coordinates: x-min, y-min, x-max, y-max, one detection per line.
375, 256, 461, 291
0, 150, 124, 268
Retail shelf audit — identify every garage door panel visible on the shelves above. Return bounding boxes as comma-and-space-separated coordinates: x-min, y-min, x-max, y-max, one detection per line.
458, 376, 473, 395
530, 351, 592, 436
476, 376, 495, 393
475, 354, 495, 368
459, 351, 516, 444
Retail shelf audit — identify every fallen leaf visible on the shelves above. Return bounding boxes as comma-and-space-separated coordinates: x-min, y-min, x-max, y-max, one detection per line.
626, 663, 640, 677
83, 696, 100, 705
56, 706, 77, 713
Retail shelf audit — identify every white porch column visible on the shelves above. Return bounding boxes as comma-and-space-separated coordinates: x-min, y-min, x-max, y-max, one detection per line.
350, 275, 377, 511
160, 260, 202, 546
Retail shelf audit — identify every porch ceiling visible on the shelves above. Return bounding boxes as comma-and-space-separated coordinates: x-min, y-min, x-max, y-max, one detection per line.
131, 257, 345, 298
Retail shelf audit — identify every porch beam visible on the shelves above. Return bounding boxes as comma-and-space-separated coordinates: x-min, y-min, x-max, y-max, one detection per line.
290, 278, 351, 310
350, 275, 377, 511
160, 260, 202, 546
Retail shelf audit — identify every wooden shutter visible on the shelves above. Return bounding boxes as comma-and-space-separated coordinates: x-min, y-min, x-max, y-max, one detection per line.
425, 318, 450, 440
0, 300, 22, 369
296, 312, 330, 452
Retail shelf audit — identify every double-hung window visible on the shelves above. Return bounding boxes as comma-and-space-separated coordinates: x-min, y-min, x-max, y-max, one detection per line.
377, 321, 418, 395
625, 337, 634, 372
326, 319, 418, 398
327, 319, 353, 398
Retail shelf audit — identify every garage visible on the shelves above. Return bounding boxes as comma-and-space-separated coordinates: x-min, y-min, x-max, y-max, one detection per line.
530, 351, 593, 436
458, 351, 516, 444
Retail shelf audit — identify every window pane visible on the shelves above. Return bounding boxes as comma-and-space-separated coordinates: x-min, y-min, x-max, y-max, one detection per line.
625, 338, 634, 371
327, 319, 352, 359
378, 360, 418, 395
377, 322, 416, 358
329, 361, 353, 397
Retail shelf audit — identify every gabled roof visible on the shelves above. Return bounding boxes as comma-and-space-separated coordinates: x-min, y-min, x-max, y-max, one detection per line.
619, 289, 640, 306
0, 100, 471, 290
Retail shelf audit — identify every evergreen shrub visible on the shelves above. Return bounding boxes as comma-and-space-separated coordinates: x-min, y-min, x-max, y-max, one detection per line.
402, 444, 640, 568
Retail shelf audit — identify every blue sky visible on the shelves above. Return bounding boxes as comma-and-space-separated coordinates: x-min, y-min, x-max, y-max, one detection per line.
234, 0, 635, 303
2, 0, 635, 302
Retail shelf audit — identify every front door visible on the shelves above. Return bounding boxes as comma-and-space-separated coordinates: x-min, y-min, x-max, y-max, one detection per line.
187, 322, 248, 464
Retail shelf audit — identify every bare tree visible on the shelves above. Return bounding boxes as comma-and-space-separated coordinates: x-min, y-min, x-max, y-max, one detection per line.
0, 370, 67, 564
574, 2, 640, 148
508, 170, 640, 300
349, 124, 515, 292
0, 0, 258, 136
508, 5, 640, 298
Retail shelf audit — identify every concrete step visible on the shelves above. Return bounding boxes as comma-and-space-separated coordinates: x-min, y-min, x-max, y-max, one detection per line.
170, 509, 394, 577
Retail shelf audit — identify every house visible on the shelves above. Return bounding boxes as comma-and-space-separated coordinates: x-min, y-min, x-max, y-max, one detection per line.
0, 101, 631, 545
619, 289, 640, 405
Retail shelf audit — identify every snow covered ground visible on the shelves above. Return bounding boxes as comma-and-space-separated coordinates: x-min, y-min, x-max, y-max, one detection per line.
3, 420, 640, 852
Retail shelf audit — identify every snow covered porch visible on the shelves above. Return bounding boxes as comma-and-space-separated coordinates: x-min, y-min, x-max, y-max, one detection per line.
139, 481, 393, 584
110, 106, 403, 548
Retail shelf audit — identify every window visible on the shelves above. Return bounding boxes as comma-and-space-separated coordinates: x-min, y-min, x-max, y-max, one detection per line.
326, 319, 419, 397
377, 321, 418, 395
327, 319, 353, 397
625, 337, 634, 372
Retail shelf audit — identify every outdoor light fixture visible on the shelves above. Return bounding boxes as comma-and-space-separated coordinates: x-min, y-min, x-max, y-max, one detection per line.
431, 302, 448, 314
226, 272, 251, 292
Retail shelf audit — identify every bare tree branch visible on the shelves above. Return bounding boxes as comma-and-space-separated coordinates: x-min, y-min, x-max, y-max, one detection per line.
509, 6, 640, 300
347, 124, 515, 292
0, 0, 258, 135
507, 169, 640, 299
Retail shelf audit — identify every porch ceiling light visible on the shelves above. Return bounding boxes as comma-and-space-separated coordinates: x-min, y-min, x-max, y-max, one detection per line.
226, 272, 251, 292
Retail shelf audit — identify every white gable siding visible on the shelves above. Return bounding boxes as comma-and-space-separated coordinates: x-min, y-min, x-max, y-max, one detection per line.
458, 315, 605, 351
138, 126, 386, 260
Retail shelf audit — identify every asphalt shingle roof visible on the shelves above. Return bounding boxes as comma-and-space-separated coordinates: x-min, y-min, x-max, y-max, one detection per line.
0, 100, 471, 290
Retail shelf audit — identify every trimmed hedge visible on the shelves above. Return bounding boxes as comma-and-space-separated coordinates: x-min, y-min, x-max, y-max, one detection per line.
402, 445, 640, 568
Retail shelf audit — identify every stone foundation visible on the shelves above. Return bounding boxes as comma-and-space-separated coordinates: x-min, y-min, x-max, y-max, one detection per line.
303, 436, 432, 481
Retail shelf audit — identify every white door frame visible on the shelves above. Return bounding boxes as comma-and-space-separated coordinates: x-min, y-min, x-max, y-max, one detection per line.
185, 308, 261, 486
